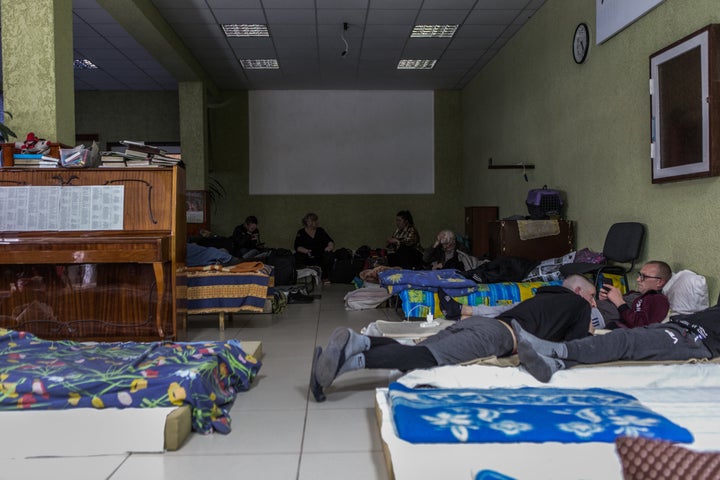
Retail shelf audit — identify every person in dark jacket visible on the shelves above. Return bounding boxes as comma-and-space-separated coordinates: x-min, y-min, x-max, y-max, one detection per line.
513, 304, 720, 383
310, 275, 597, 402
294, 213, 335, 280
231, 215, 261, 258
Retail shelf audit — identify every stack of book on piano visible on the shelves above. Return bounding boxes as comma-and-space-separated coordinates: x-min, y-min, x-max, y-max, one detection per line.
121, 140, 182, 167
13, 153, 60, 168
99, 151, 129, 167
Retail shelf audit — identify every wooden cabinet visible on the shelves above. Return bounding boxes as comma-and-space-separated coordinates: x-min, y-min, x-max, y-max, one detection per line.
489, 219, 573, 261
464, 206, 499, 258
0, 166, 185, 342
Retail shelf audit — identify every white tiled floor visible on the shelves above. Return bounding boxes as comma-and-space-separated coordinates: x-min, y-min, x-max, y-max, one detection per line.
8, 284, 395, 480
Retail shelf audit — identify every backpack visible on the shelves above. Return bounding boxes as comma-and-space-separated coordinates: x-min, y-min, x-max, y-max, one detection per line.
265, 249, 297, 286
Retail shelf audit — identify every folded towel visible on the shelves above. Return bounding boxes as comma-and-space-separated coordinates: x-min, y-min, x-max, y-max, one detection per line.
517, 220, 560, 240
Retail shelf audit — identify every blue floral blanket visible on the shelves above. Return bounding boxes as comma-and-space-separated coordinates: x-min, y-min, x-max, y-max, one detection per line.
0, 328, 261, 434
389, 383, 693, 444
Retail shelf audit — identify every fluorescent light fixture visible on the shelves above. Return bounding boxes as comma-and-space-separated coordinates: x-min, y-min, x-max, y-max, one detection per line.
240, 59, 279, 69
222, 24, 269, 37
410, 25, 458, 38
73, 59, 98, 70
397, 59, 436, 70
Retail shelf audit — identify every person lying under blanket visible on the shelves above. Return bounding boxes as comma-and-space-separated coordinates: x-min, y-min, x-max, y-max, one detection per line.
309, 275, 597, 402
512, 304, 720, 383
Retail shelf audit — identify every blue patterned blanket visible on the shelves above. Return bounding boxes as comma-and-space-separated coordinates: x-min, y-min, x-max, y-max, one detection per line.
379, 269, 478, 296
389, 383, 693, 444
390, 276, 560, 319
0, 328, 261, 434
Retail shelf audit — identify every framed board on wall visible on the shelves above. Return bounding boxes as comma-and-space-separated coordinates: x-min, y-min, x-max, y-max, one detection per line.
596, 0, 665, 44
185, 190, 209, 236
650, 25, 720, 183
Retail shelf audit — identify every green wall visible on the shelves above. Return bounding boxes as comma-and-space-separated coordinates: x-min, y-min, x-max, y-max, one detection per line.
462, 0, 720, 300
75, 91, 180, 148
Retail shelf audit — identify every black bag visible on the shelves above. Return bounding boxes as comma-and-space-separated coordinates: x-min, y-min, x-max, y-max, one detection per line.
265, 249, 297, 286
462, 257, 539, 284
329, 257, 364, 284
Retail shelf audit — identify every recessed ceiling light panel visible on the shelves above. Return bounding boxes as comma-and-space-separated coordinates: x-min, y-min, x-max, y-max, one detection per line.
240, 59, 279, 69
223, 24, 269, 37
410, 25, 458, 38
397, 59, 437, 70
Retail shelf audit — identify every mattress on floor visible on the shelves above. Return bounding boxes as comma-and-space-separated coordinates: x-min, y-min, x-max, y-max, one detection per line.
0, 340, 262, 457
376, 363, 720, 480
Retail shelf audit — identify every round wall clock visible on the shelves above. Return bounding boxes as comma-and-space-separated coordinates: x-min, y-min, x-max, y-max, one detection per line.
573, 23, 590, 64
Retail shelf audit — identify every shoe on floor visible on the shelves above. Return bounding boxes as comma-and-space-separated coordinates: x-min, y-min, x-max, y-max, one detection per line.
310, 346, 326, 402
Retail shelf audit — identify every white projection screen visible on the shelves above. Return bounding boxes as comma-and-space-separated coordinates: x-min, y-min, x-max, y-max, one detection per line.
248, 90, 434, 195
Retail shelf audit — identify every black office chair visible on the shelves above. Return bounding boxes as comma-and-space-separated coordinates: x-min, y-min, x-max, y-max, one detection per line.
560, 222, 645, 295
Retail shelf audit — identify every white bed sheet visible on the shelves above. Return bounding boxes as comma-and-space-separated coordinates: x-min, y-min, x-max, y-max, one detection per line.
377, 363, 720, 480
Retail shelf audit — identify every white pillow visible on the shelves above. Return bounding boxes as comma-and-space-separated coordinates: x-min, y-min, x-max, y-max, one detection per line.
663, 269, 709, 314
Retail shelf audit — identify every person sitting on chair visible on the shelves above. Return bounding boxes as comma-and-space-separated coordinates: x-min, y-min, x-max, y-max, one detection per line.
310, 274, 597, 402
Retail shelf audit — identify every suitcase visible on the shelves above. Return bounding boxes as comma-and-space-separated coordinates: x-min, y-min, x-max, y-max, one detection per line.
329, 257, 364, 284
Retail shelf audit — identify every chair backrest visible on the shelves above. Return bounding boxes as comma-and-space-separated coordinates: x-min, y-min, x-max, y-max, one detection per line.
602, 222, 645, 264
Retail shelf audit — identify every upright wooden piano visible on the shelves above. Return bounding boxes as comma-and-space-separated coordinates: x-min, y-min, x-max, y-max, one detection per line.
0, 166, 186, 341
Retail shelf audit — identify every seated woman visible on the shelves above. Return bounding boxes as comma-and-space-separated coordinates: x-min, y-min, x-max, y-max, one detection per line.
386, 210, 423, 269
231, 215, 262, 258
423, 229, 481, 272
294, 213, 335, 280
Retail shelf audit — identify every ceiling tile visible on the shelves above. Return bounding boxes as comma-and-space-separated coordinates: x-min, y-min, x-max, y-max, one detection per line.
369, 0, 423, 10
206, 0, 262, 7
261, 0, 315, 9
415, 10, 470, 24
316, 0, 369, 8
423, 0, 476, 9
316, 9, 367, 25
264, 8, 317, 24
209, 8, 267, 24
465, 9, 522, 25
366, 9, 418, 25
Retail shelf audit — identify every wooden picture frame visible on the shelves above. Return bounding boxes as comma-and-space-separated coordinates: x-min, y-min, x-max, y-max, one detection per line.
650, 24, 720, 183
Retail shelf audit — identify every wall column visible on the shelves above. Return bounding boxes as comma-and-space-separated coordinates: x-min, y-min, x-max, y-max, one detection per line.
1, 0, 75, 145
179, 81, 208, 190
